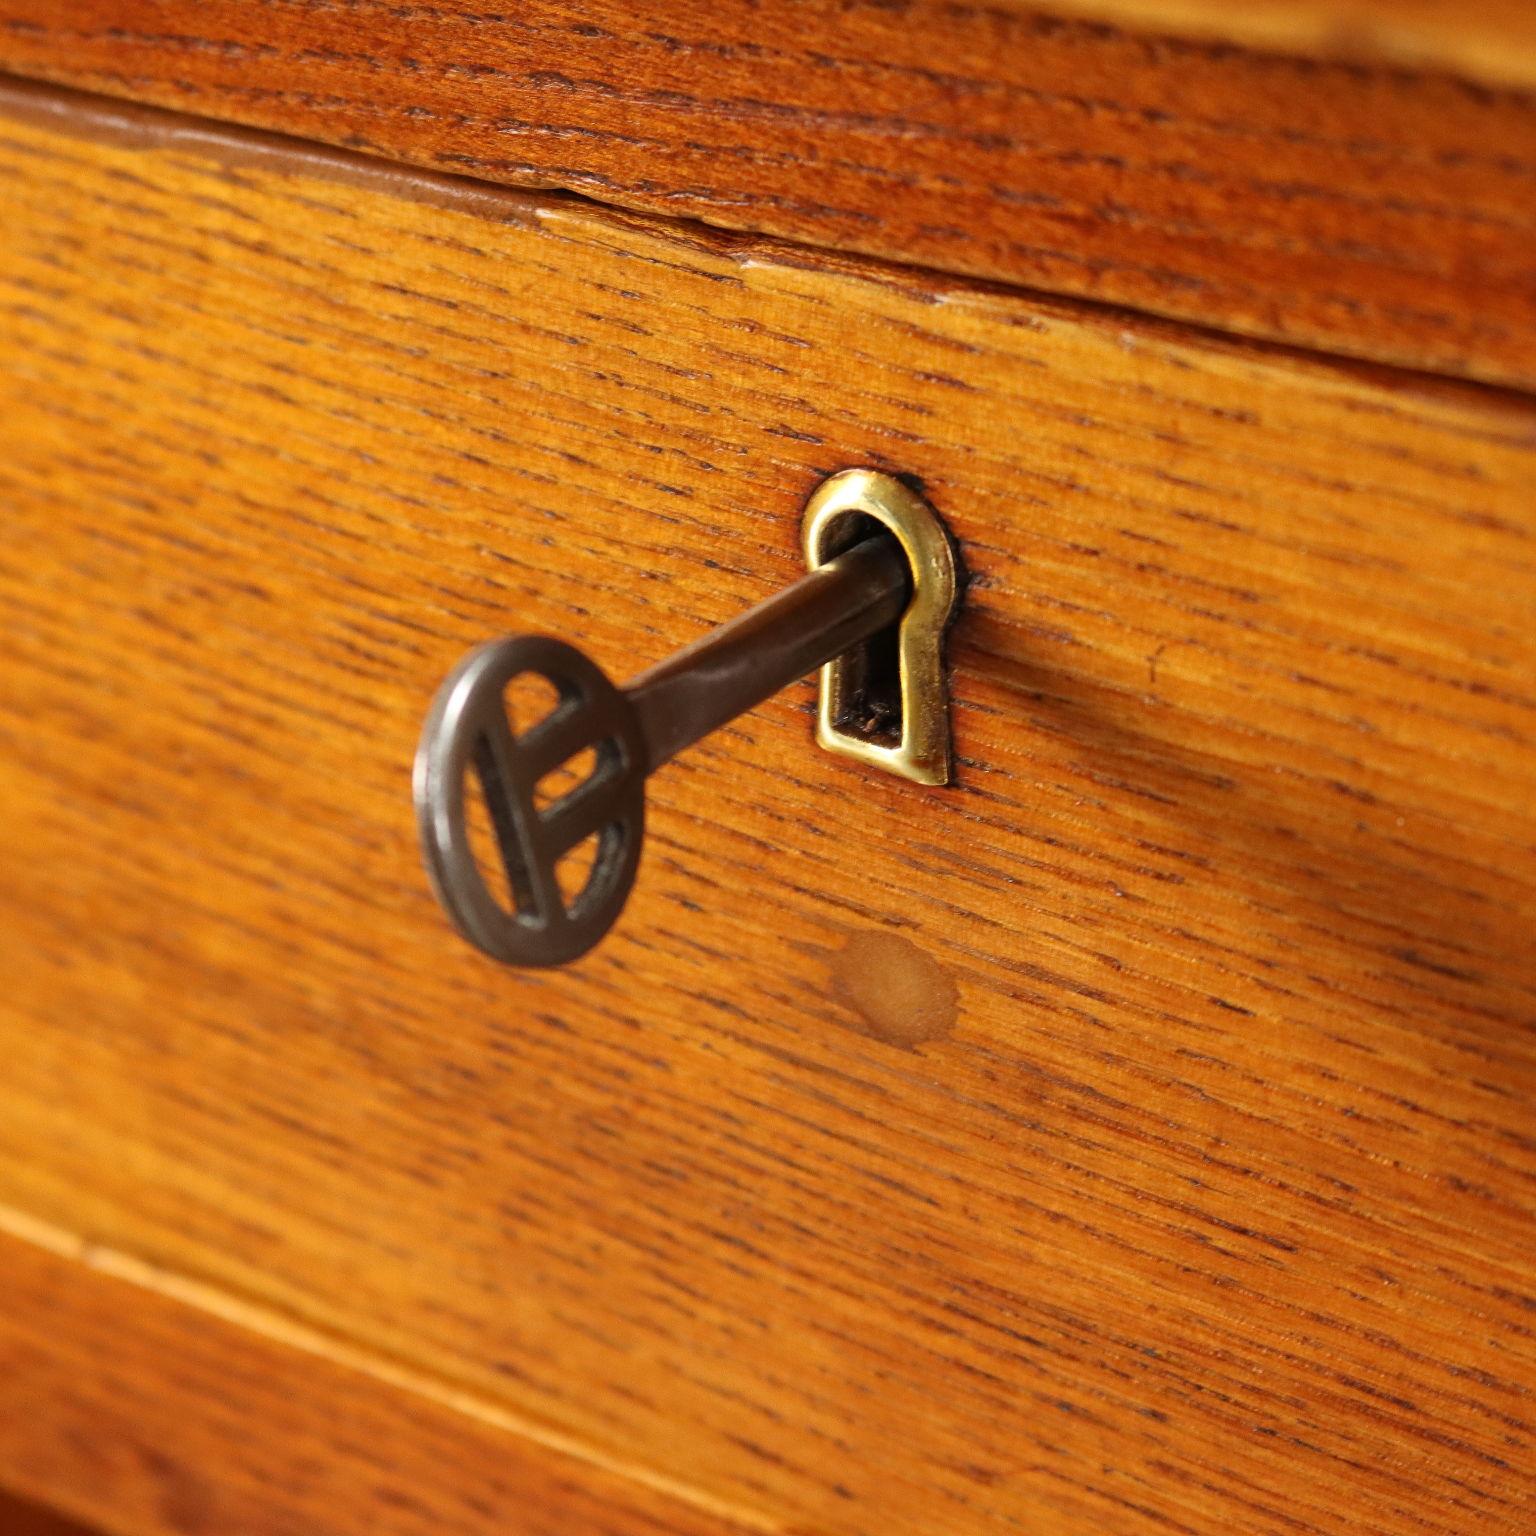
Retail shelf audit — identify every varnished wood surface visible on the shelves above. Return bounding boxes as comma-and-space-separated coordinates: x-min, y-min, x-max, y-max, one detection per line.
3, 4, 1536, 389
0, 1491, 103, 1536
0, 1221, 756, 1536
0, 82, 1534, 1536
1033, 1, 1536, 90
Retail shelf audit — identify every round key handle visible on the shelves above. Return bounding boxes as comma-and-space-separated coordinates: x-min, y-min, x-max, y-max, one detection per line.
414, 635, 647, 967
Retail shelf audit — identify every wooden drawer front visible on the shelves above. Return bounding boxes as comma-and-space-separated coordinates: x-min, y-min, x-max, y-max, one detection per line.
1, 84, 1534, 1536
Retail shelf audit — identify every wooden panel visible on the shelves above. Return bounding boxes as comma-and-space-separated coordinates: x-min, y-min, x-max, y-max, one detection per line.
2, 4, 1536, 389
0, 1491, 105, 1536
1, 81, 1534, 1536
1025, 0, 1536, 90
0, 1220, 757, 1536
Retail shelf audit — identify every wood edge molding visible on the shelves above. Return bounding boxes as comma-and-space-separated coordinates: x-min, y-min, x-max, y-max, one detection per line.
0, 69, 558, 232
0, 1203, 775, 1536
2, 70, 1532, 420
2, 5, 1535, 391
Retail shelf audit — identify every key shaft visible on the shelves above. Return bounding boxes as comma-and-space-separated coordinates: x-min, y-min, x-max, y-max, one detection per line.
626, 535, 910, 773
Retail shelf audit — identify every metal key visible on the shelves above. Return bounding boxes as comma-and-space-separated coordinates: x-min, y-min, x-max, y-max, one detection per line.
414, 534, 910, 967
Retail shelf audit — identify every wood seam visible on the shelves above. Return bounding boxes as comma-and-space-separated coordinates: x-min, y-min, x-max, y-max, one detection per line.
5, 2, 1535, 387
0, 1200, 786, 1536
2, 69, 1534, 413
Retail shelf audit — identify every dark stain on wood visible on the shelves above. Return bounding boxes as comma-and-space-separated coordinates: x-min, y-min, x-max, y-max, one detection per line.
830, 930, 959, 1048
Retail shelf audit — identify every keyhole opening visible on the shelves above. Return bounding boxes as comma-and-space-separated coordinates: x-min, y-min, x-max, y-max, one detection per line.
818, 513, 910, 750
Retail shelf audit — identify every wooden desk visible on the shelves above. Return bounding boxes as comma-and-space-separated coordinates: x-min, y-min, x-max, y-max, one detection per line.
0, 8, 1532, 1534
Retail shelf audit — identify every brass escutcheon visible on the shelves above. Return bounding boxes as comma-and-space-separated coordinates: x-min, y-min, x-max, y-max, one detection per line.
802, 469, 960, 785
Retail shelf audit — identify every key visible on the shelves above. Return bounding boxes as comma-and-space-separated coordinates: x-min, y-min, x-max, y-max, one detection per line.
414, 534, 910, 967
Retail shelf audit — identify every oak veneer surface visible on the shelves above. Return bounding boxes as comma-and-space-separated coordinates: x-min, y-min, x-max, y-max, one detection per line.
0, 1491, 104, 1536
0, 82, 1534, 1536
1035, 0, 1536, 90
4, 4, 1536, 390
0, 1223, 756, 1536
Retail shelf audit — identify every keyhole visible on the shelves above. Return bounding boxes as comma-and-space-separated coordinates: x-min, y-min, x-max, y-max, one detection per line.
816, 512, 907, 749
802, 469, 959, 787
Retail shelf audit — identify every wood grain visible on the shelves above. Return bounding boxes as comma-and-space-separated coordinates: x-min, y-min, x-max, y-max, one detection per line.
3, 3, 1536, 389
0, 1220, 758, 1536
1028, 0, 1536, 91
0, 1491, 103, 1536
1, 80, 1534, 1536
